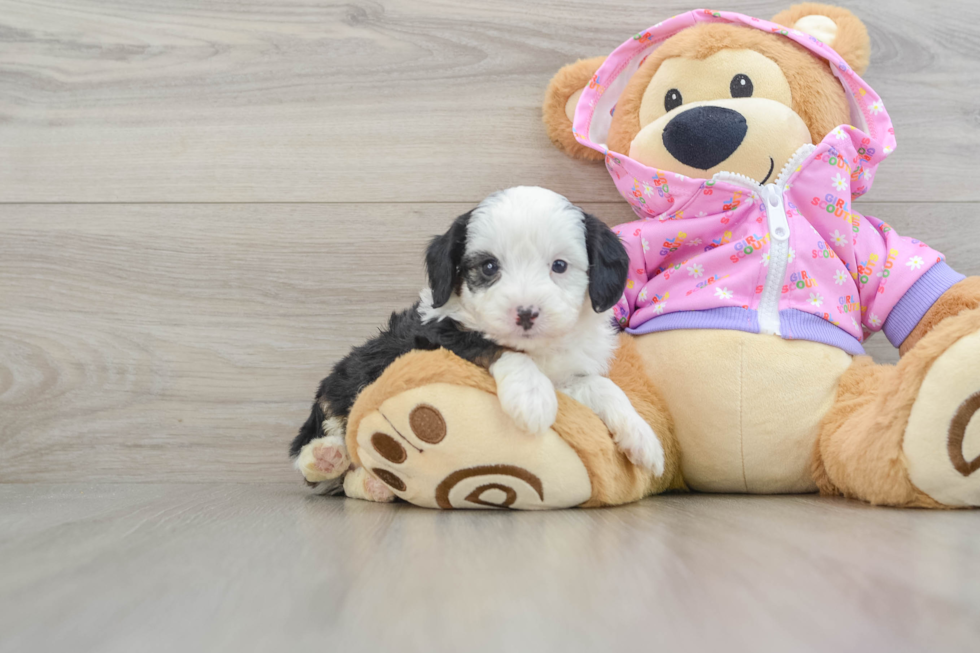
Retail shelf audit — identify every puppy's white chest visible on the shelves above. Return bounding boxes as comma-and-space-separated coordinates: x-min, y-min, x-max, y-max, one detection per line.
529, 325, 618, 385
533, 352, 586, 385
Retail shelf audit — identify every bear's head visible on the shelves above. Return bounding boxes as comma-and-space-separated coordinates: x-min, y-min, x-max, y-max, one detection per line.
544, 4, 872, 186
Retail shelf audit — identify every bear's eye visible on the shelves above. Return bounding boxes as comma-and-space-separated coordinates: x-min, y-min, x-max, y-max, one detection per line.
664, 88, 683, 113
730, 74, 753, 98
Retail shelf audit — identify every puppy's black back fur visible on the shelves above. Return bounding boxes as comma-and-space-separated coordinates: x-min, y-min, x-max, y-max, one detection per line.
289, 303, 500, 457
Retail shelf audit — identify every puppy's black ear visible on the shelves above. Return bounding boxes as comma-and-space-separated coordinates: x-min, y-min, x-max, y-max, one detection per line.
583, 213, 629, 313
425, 210, 472, 308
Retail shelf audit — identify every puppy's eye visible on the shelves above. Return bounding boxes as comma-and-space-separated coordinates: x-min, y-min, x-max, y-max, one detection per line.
664, 88, 683, 113
480, 259, 499, 277
551, 260, 568, 274
730, 74, 753, 98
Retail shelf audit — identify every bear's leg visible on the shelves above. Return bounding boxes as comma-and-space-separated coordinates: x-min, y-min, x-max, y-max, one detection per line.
815, 307, 980, 508
341, 337, 682, 509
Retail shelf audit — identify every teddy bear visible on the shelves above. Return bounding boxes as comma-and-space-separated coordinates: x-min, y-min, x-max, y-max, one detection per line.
294, 3, 980, 509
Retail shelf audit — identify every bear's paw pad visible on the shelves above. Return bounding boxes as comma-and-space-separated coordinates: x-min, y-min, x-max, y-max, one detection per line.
354, 383, 592, 510
905, 329, 980, 507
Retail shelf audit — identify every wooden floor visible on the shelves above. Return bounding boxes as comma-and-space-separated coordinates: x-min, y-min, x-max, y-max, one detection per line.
0, 484, 978, 653
2, 1, 980, 650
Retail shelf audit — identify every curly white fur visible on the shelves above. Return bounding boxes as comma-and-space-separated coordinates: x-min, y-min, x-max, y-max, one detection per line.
420, 186, 664, 474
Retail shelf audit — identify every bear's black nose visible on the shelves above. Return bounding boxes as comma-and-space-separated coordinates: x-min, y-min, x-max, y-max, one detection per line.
662, 106, 747, 170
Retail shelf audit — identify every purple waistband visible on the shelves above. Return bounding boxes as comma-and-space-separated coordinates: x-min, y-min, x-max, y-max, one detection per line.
626, 306, 758, 336
625, 306, 866, 355
779, 309, 865, 356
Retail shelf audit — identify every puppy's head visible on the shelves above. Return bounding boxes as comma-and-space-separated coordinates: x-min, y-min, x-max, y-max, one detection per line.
422, 186, 628, 349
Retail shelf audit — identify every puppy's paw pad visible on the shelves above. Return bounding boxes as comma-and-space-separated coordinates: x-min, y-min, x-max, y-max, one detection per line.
364, 475, 397, 502
296, 436, 350, 483
313, 445, 346, 473
344, 466, 396, 503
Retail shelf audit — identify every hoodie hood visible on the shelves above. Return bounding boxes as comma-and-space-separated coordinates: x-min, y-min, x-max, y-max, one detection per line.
572, 9, 897, 220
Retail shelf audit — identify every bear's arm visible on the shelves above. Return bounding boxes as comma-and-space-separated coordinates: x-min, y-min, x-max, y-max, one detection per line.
831, 212, 964, 346
898, 277, 980, 355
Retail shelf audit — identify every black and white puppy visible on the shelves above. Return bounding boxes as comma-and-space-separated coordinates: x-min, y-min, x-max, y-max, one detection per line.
290, 186, 664, 495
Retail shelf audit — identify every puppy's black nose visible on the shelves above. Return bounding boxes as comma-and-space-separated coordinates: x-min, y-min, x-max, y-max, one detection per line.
662, 106, 747, 170
516, 306, 539, 331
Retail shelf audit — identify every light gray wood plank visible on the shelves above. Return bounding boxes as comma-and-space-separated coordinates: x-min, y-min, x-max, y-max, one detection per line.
0, 203, 435, 483
1, 0, 978, 203
0, 484, 977, 653
1, 202, 977, 482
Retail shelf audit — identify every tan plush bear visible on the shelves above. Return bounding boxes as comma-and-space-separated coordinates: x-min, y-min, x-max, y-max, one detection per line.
541, 4, 980, 507
295, 4, 980, 509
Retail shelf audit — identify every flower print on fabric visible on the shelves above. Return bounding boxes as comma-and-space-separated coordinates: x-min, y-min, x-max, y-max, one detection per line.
572, 9, 963, 355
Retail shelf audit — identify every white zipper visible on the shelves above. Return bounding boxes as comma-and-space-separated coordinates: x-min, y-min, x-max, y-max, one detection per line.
757, 185, 790, 335
712, 144, 814, 336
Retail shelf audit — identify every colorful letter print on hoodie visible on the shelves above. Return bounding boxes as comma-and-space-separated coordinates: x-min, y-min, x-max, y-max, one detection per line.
573, 9, 963, 355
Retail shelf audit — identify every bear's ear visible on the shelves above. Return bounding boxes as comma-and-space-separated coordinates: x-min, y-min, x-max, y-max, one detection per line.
543, 57, 607, 162
772, 3, 871, 75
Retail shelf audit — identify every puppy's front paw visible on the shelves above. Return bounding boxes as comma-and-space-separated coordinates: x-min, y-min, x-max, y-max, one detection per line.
344, 466, 396, 503
497, 375, 558, 434
295, 434, 350, 483
613, 417, 665, 476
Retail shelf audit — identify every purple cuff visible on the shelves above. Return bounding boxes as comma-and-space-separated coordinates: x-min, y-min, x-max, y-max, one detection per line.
882, 262, 965, 347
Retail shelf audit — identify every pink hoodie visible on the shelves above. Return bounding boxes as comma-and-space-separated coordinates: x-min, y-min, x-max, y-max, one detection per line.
573, 9, 962, 354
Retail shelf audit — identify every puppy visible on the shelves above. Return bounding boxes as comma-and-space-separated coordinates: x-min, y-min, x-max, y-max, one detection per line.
290, 186, 664, 495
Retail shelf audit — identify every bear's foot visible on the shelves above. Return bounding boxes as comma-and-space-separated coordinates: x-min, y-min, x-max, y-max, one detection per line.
904, 327, 980, 507
352, 383, 593, 509
818, 306, 980, 508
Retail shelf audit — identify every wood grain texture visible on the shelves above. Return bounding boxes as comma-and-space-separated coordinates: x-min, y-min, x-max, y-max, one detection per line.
1, 201, 977, 482
1, 0, 979, 202
2, 3, 979, 646
0, 485, 977, 653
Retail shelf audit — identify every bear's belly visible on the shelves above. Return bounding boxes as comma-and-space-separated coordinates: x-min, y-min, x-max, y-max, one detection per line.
634, 329, 853, 493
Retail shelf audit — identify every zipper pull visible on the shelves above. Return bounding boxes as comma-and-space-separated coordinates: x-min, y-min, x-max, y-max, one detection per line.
764, 185, 790, 242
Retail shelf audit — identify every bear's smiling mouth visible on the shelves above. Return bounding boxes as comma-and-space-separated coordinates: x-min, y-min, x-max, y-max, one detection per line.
760, 157, 775, 185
